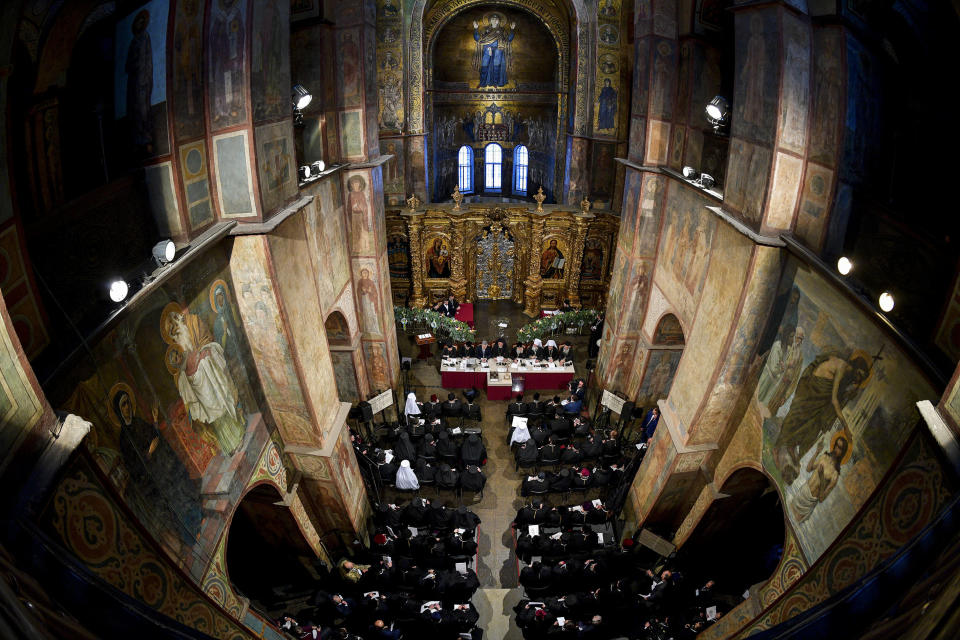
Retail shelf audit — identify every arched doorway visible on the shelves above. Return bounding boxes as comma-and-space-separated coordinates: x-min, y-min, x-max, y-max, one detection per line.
677, 468, 785, 600
325, 311, 359, 403
226, 484, 317, 610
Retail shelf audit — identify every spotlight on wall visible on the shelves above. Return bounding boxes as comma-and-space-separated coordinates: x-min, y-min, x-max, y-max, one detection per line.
698, 173, 716, 189
292, 84, 313, 110
682, 166, 698, 180
152, 239, 176, 267
312, 160, 326, 174
108, 279, 129, 303
837, 256, 853, 275
705, 95, 730, 131
878, 291, 895, 312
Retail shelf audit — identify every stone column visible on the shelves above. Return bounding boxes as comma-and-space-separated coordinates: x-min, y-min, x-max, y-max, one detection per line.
448, 217, 468, 301
524, 217, 546, 317
566, 213, 592, 307
404, 211, 427, 307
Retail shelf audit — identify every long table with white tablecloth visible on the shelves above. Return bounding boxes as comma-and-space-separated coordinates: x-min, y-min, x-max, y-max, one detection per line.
440, 359, 575, 393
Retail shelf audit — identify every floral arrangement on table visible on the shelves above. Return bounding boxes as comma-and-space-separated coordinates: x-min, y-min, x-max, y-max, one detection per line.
394, 306, 477, 342
517, 309, 600, 343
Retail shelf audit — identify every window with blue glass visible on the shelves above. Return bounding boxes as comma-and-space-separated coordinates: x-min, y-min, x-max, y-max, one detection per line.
458, 145, 473, 193
513, 145, 529, 195
484, 143, 502, 192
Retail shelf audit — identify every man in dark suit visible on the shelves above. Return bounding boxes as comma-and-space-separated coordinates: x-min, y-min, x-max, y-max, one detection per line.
512, 342, 527, 360
549, 409, 572, 438
491, 338, 509, 358
476, 340, 492, 359
445, 294, 459, 317
457, 341, 473, 357
588, 313, 604, 359
423, 394, 442, 419
559, 341, 575, 364
527, 392, 544, 416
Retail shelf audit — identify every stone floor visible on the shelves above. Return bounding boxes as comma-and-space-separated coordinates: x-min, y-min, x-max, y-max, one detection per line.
393, 301, 596, 639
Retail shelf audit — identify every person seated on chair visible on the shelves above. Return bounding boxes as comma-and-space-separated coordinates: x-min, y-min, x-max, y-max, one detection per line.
441, 343, 458, 359
415, 457, 436, 483
436, 430, 457, 459
506, 394, 526, 420
527, 392, 544, 416
563, 394, 583, 415
539, 436, 560, 463
573, 378, 586, 401
560, 298, 575, 312
395, 431, 417, 462
446, 527, 478, 555
560, 341, 575, 364
460, 433, 486, 466
515, 440, 538, 468
436, 463, 459, 490
476, 340, 493, 360
404, 392, 423, 421
451, 504, 481, 530
463, 396, 482, 422
460, 465, 486, 492
543, 339, 560, 361
528, 338, 544, 360
445, 294, 459, 317
460, 341, 476, 358
423, 394, 442, 419
530, 422, 551, 446
491, 338, 509, 358
417, 433, 438, 459
512, 342, 527, 360
572, 467, 592, 490
338, 559, 371, 583
522, 471, 550, 494
549, 468, 573, 492
395, 459, 420, 491
549, 409, 573, 438
560, 442, 582, 465
463, 385, 479, 403
442, 392, 463, 418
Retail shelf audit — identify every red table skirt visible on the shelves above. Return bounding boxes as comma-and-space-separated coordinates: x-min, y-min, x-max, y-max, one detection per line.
441, 370, 486, 389
455, 303, 475, 328
517, 371, 575, 390
540, 310, 561, 319
487, 384, 513, 401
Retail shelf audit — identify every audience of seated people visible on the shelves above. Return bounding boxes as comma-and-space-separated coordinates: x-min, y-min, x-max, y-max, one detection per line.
512, 535, 730, 639
274, 499, 485, 640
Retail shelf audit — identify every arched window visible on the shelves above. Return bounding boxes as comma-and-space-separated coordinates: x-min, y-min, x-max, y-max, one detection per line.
513, 145, 529, 195
458, 146, 474, 194
484, 143, 502, 192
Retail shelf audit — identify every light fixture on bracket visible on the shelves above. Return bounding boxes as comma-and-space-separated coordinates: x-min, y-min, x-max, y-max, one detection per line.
298, 165, 312, 181
108, 279, 129, 303
152, 239, 176, 267
878, 291, 895, 312
292, 84, 312, 127
312, 160, 325, 174
837, 256, 853, 275
698, 173, 716, 189
682, 166, 698, 180
705, 95, 730, 132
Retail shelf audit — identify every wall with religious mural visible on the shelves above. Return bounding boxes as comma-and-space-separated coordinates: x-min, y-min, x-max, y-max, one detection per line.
55, 245, 272, 581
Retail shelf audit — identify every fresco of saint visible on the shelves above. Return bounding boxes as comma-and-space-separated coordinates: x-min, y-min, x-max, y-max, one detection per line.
473, 14, 516, 87
162, 303, 246, 456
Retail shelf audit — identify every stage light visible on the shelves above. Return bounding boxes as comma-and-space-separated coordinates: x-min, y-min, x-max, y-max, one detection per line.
879, 292, 895, 312
312, 160, 326, 174
292, 84, 313, 110
152, 239, 176, 266
298, 165, 312, 181
705, 95, 730, 130
108, 279, 129, 303
682, 166, 698, 179
837, 256, 853, 275
698, 173, 716, 189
